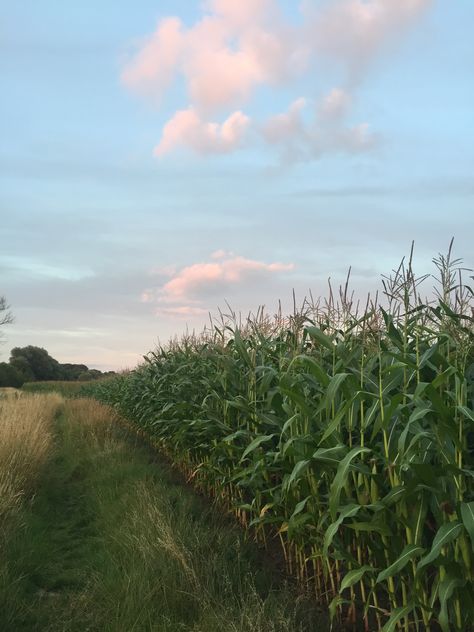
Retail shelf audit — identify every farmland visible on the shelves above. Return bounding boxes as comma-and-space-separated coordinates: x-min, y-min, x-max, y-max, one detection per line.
88, 249, 474, 631
1, 247, 473, 631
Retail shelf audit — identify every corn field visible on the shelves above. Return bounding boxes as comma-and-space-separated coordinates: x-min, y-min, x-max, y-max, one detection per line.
91, 245, 474, 631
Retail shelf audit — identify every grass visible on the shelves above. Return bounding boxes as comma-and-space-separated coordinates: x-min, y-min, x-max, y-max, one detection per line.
0, 393, 62, 627
22, 380, 104, 397
0, 397, 324, 631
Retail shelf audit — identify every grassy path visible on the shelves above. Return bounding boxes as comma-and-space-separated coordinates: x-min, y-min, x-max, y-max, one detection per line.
2, 399, 324, 631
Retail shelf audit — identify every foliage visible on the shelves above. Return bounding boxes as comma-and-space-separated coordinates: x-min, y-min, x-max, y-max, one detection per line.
90, 244, 474, 631
0, 296, 13, 329
10, 346, 61, 382
22, 377, 116, 397
0, 346, 116, 387
0, 363, 24, 388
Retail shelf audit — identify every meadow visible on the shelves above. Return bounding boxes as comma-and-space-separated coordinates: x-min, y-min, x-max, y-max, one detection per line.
0, 394, 320, 631
88, 246, 474, 631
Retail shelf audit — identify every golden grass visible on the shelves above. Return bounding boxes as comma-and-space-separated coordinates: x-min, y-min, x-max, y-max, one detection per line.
0, 387, 22, 399
0, 394, 62, 527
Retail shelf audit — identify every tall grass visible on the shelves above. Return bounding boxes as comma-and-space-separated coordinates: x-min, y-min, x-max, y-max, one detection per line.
92, 244, 474, 631
0, 393, 62, 623
0, 393, 62, 521
22, 379, 110, 397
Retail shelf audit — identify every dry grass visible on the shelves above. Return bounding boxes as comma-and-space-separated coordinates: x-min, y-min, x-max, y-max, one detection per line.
0, 387, 22, 399
0, 393, 62, 527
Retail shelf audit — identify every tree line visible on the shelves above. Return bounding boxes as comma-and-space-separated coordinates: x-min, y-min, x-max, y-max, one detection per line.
0, 295, 115, 387
0, 346, 116, 387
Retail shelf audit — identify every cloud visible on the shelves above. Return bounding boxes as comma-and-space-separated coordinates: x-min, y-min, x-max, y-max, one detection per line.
305, 0, 433, 77
154, 306, 209, 318
262, 92, 378, 163
121, 0, 433, 158
121, 17, 183, 101
206, 0, 274, 27
317, 88, 352, 121
141, 252, 295, 316
161, 254, 294, 302
154, 108, 250, 156
121, 0, 301, 112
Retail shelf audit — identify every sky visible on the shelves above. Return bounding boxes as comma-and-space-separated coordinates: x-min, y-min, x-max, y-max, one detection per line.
1, 0, 473, 370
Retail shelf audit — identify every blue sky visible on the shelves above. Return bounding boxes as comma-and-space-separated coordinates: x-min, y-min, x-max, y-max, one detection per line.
1, 0, 473, 369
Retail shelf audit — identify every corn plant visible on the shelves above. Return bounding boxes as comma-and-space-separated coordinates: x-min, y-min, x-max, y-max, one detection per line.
90, 244, 474, 631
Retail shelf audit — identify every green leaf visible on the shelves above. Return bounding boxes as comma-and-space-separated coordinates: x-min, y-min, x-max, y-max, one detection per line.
304, 326, 334, 351
347, 522, 392, 536
381, 604, 415, 632
458, 405, 474, 423
284, 459, 310, 491
460, 502, 474, 551
323, 504, 360, 555
339, 566, 374, 593
291, 355, 330, 386
408, 405, 432, 424
290, 496, 311, 519
326, 373, 350, 408
376, 544, 425, 583
438, 575, 464, 632
312, 445, 346, 466
381, 486, 406, 507
241, 434, 276, 460
431, 366, 456, 389
417, 521, 463, 570
319, 402, 350, 443
329, 446, 371, 519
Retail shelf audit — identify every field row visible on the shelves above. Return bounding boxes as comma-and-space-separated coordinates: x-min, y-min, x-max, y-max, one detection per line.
90, 265, 474, 631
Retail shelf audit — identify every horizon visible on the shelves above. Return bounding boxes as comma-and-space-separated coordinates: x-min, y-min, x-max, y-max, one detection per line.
1, 0, 473, 371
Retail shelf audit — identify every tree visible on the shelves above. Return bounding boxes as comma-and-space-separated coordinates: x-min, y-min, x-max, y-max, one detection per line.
60, 363, 89, 381
0, 296, 13, 327
10, 346, 62, 382
0, 296, 14, 344
0, 362, 24, 387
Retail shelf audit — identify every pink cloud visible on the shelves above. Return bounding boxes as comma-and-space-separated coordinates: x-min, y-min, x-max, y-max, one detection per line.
154, 108, 250, 156
263, 97, 307, 144
121, 0, 433, 158
262, 91, 378, 163
161, 255, 294, 302
141, 253, 295, 319
121, 0, 300, 112
121, 17, 183, 101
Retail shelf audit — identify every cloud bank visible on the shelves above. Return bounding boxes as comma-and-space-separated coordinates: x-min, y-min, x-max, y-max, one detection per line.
142, 251, 295, 317
121, 0, 433, 161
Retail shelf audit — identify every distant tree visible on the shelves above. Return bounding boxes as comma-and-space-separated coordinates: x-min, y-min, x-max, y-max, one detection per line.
10, 346, 62, 382
0, 296, 14, 344
78, 369, 103, 381
59, 363, 89, 381
0, 296, 13, 328
0, 362, 24, 387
